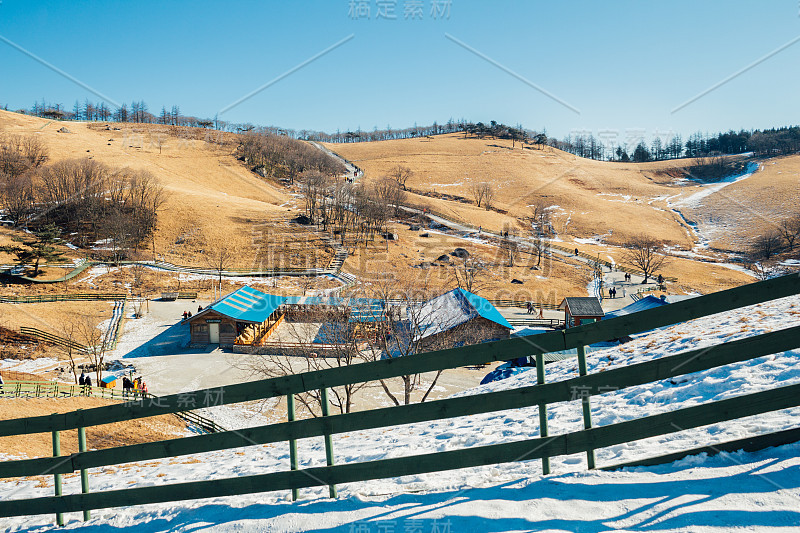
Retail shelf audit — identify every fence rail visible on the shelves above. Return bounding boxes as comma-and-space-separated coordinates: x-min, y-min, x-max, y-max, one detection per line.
0, 381, 225, 434
0, 380, 127, 401
0, 274, 798, 522
487, 299, 561, 310
507, 318, 564, 328
0, 293, 125, 304
19, 327, 87, 352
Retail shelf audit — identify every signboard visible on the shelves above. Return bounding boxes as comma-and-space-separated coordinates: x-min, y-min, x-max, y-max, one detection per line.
206, 319, 222, 323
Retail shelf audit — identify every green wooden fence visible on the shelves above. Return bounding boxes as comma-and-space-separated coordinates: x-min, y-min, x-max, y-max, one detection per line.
0, 380, 126, 400
0, 274, 798, 522
0, 381, 226, 434
0, 293, 126, 304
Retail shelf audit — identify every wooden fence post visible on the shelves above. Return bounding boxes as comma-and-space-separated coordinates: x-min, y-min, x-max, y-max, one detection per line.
78, 425, 91, 521
52, 427, 64, 526
286, 394, 299, 501
320, 388, 337, 498
576, 317, 596, 470
535, 353, 550, 475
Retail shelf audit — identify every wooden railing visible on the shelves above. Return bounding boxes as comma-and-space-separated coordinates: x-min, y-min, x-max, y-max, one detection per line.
487, 299, 561, 310
19, 327, 87, 352
0, 274, 798, 523
0, 380, 128, 401
507, 318, 564, 328
0, 293, 125, 304
0, 381, 226, 434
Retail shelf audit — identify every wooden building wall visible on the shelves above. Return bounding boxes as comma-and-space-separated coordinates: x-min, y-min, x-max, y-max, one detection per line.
189, 311, 238, 347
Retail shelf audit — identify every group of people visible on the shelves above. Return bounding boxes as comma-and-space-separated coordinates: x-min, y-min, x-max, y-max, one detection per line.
78, 371, 93, 388
525, 302, 544, 318
122, 376, 147, 398
182, 306, 203, 321
608, 287, 620, 298
77, 371, 147, 397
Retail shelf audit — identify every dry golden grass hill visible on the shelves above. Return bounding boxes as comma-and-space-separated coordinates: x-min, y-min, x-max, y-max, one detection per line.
0, 110, 311, 268
323, 133, 798, 252
0, 397, 188, 460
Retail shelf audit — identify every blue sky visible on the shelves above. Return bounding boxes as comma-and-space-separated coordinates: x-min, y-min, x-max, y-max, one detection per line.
1, 0, 799, 142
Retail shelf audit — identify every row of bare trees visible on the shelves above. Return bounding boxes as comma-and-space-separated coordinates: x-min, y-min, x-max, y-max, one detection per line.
0, 135, 165, 258
238, 132, 345, 184
300, 170, 407, 247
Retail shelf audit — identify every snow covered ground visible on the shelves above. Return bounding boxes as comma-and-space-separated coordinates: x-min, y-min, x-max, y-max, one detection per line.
2, 294, 800, 531
671, 162, 760, 209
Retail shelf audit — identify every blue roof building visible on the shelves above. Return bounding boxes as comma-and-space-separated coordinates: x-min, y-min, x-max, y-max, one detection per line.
413, 288, 512, 346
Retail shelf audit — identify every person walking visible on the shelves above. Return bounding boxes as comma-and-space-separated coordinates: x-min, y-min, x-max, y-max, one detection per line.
0, 373, 4, 396
183, 310, 188, 320
85, 374, 92, 396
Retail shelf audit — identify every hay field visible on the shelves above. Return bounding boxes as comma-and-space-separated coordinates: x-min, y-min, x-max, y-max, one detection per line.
324, 133, 798, 252
0, 397, 188, 460
0, 110, 326, 268
323, 134, 700, 246
0, 301, 113, 332
344, 222, 593, 303
681, 155, 800, 251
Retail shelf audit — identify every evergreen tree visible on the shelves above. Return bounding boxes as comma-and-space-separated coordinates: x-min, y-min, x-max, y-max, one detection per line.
2, 223, 66, 277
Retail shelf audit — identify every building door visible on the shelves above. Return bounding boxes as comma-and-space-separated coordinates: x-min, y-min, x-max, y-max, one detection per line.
209, 323, 220, 344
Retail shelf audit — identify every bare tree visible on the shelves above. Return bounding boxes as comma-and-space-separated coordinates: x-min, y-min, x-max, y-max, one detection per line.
299, 170, 328, 223
470, 182, 489, 208
622, 234, 668, 283
528, 199, 552, 236
778, 215, 800, 252
469, 182, 495, 210
76, 316, 110, 385
750, 231, 783, 261
56, 320, 83, 384
360, 277, 499, 406
0, 171, 35, 225
240, 305, 370, 416
451, 251, 486, 293
530, 233, 550, 267
483, 184, 496, 211
388, 165, 413, 190
207, 247, 233, 293
153, 134, 166, 155
500, 227, 518, 267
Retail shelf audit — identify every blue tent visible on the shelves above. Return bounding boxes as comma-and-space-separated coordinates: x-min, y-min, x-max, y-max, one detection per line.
480, 365, 531, 385
602, 295, 668, 320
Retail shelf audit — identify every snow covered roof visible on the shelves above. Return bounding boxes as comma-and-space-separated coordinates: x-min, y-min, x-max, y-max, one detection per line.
414, 288, 511, 341
200, 286, 286, 324
603, 295, 668, 320
559, 297, 604, 317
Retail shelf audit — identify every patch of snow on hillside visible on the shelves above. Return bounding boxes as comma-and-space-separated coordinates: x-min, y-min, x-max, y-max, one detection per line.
672, 162, 760, 209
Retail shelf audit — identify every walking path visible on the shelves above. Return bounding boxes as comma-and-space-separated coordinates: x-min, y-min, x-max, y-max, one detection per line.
397, 205, 660, 307
309, 141, 362, 180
